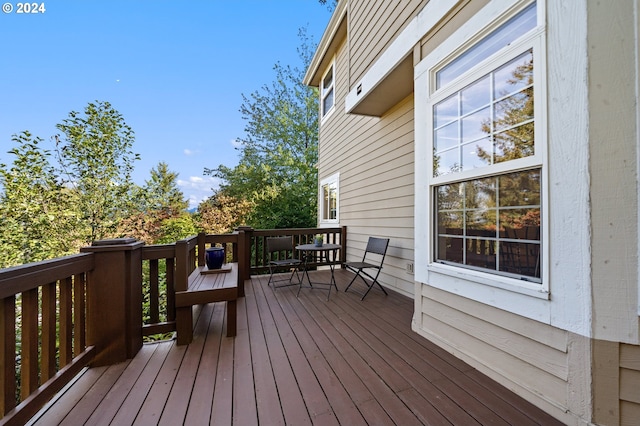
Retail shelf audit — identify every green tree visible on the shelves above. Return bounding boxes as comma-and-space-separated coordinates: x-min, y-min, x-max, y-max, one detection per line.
207, 29, 319, 229
0, 132, 80, 267
55, 101, 140, 243
141, 162, 188, 215
197, 191, 253, 234
156, 213, 199, 244
118, 162, 189, 244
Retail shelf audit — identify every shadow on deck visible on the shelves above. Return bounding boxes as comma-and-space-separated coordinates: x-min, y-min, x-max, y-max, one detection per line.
29, 270, 563, 425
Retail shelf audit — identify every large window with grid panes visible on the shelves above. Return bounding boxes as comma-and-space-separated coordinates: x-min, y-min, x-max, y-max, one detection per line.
424, 1, 545, 285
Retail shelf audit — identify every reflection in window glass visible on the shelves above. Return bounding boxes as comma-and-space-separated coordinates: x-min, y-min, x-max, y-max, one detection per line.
322, 181, 337, 220
434, 169, 541, 281
321, 65, 335, 118
462, 138, 492, 170
434, 94, 459, 128
436, 2, 536, 88
461, 107, 490, 143
433, 49, 534, 177
435, 121, 459, 151
461, 76, 490, 115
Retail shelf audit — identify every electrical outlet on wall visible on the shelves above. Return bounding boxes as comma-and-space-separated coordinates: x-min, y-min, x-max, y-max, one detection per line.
406, 262, 414, 274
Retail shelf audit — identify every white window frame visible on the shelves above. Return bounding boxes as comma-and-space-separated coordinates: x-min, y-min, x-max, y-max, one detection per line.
415, 0, 549, 308
319, 172, 339, 225
320, 60, 336, 122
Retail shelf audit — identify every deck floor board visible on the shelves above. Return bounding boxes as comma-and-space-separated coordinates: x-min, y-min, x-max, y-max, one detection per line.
30, 269, 565, 425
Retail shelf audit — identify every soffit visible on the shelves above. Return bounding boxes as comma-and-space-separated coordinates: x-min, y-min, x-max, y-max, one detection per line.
347, 54, 414, 117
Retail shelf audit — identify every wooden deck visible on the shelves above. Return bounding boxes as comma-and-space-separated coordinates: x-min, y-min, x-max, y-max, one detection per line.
29, 270, 563, 425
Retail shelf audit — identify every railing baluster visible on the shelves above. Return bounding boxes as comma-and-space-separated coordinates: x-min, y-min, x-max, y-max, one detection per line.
73, 273, 86, 357
149, 259, 160, 325
59, 277, 73, 367
0, 296, 16, 416
21, 288, 39, 400
41, 281, 57, 381
166, 258, 175, 322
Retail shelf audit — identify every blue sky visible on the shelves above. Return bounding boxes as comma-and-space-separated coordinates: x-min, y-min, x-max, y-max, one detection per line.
0, 1, 332, 208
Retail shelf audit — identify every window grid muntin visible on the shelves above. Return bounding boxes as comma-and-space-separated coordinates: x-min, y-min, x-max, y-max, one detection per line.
433, 50, 534, 178
435, 169, 541, 281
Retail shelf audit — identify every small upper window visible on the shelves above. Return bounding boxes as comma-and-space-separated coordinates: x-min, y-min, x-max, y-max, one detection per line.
320, 173, 339, 223
321, 63, 335, 119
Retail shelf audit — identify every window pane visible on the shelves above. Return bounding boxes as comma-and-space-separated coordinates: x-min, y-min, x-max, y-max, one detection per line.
465, 177, 496, 210
466, 238, 497, 269
436, 2, 537, 88
323, 67, 333, 90
437, 236, 464, 263
322, 182, 337, 220
322, 184, 330, 220
438, 211, 463, 235
499, 241, 540, 278
434, 169, 541, 280
433, 32, 535, 176
436, 183, 463, 210
434, 94, 459, 128
494, 88, 534, 131
494, 50, 533, 98
435, 121, 458, 151
500, 209, 540, 240
462, 137, 492, 171
435, 148, 460, 176
322, 88, 334, 116
329, 186, 337, 219
498, 169, 540, 206
462, 106, 490, 143
466, 210, 496, 236
461, 76, 490, 115
494, 122, 534, 163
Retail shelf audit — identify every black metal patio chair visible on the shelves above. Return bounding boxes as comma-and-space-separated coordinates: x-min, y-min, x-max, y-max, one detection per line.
266, 236, 302, 289
344, 237, 390, 300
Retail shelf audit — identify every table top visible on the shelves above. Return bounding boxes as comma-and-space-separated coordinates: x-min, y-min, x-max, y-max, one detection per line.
296, 243, 341, 251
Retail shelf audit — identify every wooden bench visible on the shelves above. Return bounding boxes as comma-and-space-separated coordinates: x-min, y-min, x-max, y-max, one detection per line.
175, 234, 243, 345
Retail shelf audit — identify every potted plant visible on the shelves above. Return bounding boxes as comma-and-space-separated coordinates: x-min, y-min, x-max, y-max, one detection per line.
314, 234, 324, 247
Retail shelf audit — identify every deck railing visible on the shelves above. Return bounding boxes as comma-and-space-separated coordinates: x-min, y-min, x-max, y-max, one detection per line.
0, 226, 346, 424
246, 227, 346, 275
0, 253, 95, 426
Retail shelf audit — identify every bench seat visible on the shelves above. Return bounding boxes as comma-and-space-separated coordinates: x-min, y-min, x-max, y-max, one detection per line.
175, 263, 238, 343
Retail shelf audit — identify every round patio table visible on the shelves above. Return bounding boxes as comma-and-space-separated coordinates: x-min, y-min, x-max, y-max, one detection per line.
295, 243, 341, 300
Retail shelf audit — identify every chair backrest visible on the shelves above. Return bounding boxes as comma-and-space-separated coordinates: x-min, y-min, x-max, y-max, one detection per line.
267, 236, 294, 254
362, 237, 389, 264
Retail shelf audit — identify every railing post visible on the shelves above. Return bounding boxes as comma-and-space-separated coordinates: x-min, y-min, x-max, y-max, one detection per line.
236, 226, 253, 297
81, 238, 144, 366
340, 226, 348, 266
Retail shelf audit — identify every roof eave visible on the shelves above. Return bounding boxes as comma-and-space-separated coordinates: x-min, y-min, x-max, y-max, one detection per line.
303, 0, 348, 87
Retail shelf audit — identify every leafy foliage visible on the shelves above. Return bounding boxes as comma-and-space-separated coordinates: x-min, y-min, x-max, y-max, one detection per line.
117, 162, 190, 244
0, 132, 81, 267
55, 101, 140, 243
206, 29, 319, 229
197, 192, 253, 234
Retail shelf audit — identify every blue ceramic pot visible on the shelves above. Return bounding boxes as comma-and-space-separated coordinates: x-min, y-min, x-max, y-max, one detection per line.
205, 247, 225, 270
